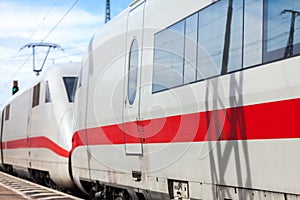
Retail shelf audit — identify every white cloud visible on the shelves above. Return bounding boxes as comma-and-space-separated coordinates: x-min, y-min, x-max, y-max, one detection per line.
0, 1, 103, 42
0, 0, 105, 105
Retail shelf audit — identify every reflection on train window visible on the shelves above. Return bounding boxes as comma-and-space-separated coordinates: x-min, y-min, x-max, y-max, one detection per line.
243, 0, 263, 67
45, 81, 52, 103
5, 104, 10, 121
128, 39, 139, 105
197, 0, 243, 80
32, 83, 40, 108
184, 13, 198, 83
152, 0, 244, 93
152, 0, 300, 93
153, 20, 185, 92
263, 0, 300, 62
63, 77, 78, 103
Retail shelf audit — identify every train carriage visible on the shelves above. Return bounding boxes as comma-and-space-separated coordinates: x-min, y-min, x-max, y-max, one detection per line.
0, 0, 298, 199
0, 62, 80, 189
71, 0, 300, 199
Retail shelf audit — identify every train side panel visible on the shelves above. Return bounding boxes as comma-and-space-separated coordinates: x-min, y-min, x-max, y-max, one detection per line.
140, 0, 300, 197
2, 89, 32, 173
29, 76, 73, 188
71, 0, 224, 196
30, 80, 59, 169
71, 0, 300, 199
1, 63, 79, 189
71, 10, 129, 190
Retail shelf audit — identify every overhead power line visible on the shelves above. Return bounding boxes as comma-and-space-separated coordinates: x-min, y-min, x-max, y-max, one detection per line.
28, 0, 59, 42
0, 55, 32, 93
0, 0, 80, 93
42, 0, 80, 42
20, 43, 63, 76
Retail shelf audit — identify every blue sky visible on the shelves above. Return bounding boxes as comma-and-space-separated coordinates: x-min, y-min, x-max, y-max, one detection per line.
0, 0, 133, 106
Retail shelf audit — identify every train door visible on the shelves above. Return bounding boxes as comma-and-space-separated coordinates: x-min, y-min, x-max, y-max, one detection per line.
123, 1, 145, 155
27, 84, 37, 169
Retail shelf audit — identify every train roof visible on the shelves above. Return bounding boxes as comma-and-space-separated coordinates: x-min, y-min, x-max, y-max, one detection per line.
2, 62, 80, 107
41, 62, 80, 81
82, 4, 130, 58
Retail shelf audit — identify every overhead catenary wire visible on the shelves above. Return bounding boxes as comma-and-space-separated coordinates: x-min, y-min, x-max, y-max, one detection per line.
0, 56, 32, 94
0, 0, 59, 62
0, 0, 80, 93
0, 43, 86, 62
0, 0, 60, 88
27, 0, 59, 43
42, 0, 80, 42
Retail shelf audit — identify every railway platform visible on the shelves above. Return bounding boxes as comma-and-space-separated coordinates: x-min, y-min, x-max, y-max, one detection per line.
0, 171, 82, 200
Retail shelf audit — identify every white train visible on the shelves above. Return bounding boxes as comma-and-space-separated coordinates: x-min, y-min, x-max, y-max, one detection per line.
71, 0, 300, 199
0, 0, 299, 199
0, 62, 80, 190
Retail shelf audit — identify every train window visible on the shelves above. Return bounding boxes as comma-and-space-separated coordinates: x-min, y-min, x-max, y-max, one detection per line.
152, 0, 300, 94
128, 39, 139, 105
263, 0, 300, 62
63, 77, 78, 103
197, 0, 243, 80
197, 4, 221, 80
45, 81, 51, 103
153, 20, 185, 92
5, 104, 10, 121
229, 0, 244, 73
32, 83, 40, 108
243, 0, 263, 67
184, 13, 198, 83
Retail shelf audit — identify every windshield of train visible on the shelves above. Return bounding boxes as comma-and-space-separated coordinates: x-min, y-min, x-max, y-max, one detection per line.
63, 77, 78, 102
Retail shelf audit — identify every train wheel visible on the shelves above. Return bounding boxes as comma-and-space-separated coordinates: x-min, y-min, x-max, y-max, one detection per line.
43, 173, 57, 189
3, 164, 13, 174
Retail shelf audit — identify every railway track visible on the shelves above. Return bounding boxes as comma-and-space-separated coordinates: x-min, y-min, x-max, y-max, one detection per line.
0, 171, 83, 200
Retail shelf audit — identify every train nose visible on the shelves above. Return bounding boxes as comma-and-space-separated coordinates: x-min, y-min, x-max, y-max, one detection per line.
58, 107, 74, 151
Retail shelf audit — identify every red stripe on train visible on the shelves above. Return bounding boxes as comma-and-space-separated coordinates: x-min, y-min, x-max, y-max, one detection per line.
72, 98, 300, 151
3, 136, 69, 158
3, 98, 300, 158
